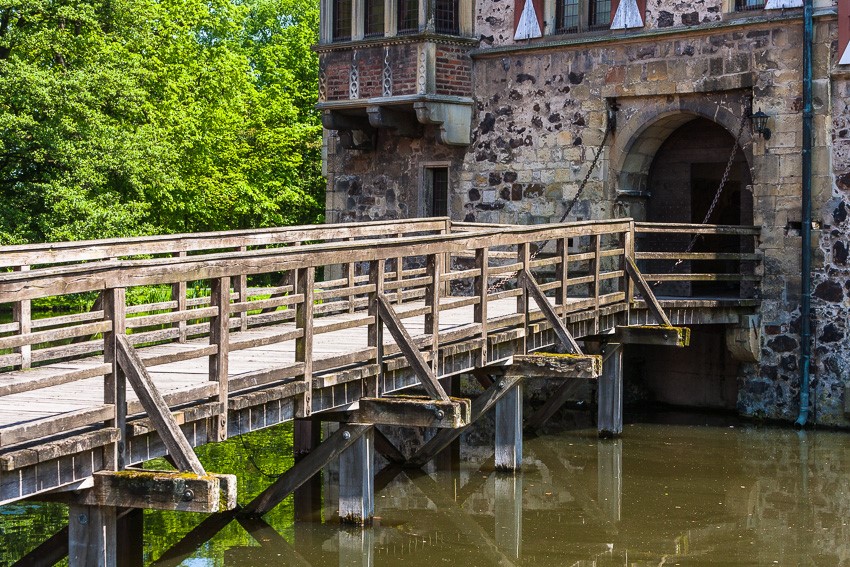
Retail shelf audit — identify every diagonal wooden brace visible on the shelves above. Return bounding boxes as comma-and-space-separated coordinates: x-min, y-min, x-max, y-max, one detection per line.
623, 256, 672, 327
239, 423, 372, 517
375, 293, 450, 401
518, 269, 582, 354
116, 335, 205, 475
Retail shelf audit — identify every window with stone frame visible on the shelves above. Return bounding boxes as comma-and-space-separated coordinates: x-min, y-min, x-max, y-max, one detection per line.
555, 0, 611, 34
435, 0, 459, 34
397, 0, 419, 34
425, 167, 450, 217
332, 0, 353, 40
365, 0, 385, 36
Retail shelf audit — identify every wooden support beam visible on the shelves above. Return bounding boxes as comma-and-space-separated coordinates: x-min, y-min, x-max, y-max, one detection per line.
209, 277, 230, 441
375, 293, 450, 402
624, 256, 671, 326
495, 382, 523, 471
103, 287, 126, 470
407, 375, 522, 468
76, 470, 237, 513
11, 526, 68, 567
518, 269, 582, 354
293, 417, 322, 522
295, 267, 314, 417
506, 353, 601, 379
339, 427, 374, 525
68, 503, 116, 567
373, 428, 406, 464
524, 380, 585, 433
357, 396, 471, 428
240, 424, 371, 517
614, 325, 690, 347
597, 342, 623, 438
116, 335, 205, 475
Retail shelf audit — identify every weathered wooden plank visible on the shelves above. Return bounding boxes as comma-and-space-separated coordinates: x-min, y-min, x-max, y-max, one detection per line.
355, 396, 471, 428
209, 278, 230, 442
495, 382, 522, 471
228, 381, 309, 411
77, 470, 237, 513
506, 353, 601, 379
0, 363, 112, 397
0, 405, 114, 448
228, 363, 305, 392
68, 503, 116, 567
614, 325, 690, 347
0, 428, 119, 471
116, 335, 205, 475
339, 427, 374, 525
598, 342, 623, 438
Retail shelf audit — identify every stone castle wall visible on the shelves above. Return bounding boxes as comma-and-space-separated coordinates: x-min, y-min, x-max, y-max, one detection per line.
323, 2, 850, 426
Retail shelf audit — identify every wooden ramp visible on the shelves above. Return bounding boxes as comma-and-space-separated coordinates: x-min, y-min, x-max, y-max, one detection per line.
0, 218, 760, 510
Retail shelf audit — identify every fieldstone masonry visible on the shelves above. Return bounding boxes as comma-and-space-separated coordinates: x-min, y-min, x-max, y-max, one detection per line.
323, 1, 850, 426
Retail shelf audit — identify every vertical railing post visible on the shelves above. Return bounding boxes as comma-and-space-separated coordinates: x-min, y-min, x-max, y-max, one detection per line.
424, 253, 442, 373
209, 277, 230, 442
236, 246, 249, 332
474, 247, 489, 367
367, 260, 385, 397
395, 233, 404, 305
591, 234, 601, 334
347, 237, 357, 313
623, 223, 635, 324
172, 252, 188, 343
12, 265, 31, 370
517, 242, 529, 354
555, 237, 569, 318
103, 287, 126, 470
295, 267, 314, 418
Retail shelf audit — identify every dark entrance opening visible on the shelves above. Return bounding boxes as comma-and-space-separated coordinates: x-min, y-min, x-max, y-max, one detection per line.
644, 117, 753, 298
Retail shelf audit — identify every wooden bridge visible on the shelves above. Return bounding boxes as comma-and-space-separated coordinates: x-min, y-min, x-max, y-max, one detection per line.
0, 217, 760, 566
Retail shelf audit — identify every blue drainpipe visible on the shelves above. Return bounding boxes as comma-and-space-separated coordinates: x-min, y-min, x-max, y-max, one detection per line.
795, 0, 813, 427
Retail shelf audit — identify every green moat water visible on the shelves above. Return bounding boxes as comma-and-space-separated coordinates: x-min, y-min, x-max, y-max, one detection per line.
2, 415, 850, 566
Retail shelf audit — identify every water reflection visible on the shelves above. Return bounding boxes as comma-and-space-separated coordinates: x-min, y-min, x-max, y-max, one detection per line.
3, 421, 850, 565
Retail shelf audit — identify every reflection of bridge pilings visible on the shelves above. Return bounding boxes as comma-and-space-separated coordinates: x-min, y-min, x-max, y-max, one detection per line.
597, 439, 623, 523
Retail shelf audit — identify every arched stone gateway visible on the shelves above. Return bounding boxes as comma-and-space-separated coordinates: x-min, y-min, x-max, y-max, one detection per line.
611, 99, 757, 411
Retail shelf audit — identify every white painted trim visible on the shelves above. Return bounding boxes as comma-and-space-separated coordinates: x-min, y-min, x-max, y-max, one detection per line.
514, 0, 543, 40
610, 0, 643, 30
841, 42, 850, 65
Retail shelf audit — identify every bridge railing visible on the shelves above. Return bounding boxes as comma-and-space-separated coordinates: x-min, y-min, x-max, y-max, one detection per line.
0, 218, 746, 455
633, 222, 761, 298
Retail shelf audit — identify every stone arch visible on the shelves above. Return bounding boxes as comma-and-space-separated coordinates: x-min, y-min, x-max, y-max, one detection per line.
610, 94, 754, 195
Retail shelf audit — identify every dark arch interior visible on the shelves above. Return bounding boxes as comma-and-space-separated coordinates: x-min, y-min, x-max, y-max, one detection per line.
626, 117, 753, 412
644, 117, 753, 298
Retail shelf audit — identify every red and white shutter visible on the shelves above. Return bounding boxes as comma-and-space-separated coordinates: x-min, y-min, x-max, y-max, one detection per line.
514, 0, 544, 40
841, 0, 850, 65
610, 0, 646, 30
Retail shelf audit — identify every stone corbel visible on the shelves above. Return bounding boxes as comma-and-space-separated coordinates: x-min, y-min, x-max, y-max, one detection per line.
726, 315, 761, 363
367, 106, 423, 138
413, 101, 472, 146
322, 111, 377, 151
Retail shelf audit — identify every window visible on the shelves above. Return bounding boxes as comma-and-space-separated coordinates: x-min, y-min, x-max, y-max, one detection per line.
398, 0, 419, 34
426, 167, 449, 217
734, 0, 766, 11
435, 0, 459, 34
333, 0, 353, 40
555, 0, 612, 34
365, 0, 384, 36
588, 0, 611, 29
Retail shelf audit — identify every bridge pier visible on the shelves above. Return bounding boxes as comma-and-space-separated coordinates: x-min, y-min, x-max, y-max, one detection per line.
293, 418, 322, 521
338, 427, 375, 525
597, 342, 624, 438
495, 381, 523, 470
69, 504, 116, 567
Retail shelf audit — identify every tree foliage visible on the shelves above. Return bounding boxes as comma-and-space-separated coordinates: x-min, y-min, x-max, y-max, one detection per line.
0, 0, 323, 244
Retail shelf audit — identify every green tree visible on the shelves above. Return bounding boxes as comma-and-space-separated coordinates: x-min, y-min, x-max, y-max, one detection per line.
0, 0, 323, 245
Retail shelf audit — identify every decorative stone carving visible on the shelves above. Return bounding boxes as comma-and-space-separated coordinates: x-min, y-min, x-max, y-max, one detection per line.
349, 52, 360, 100
417, 48, 428, 95
319, 59, 327, 102
382, 48, 393, 97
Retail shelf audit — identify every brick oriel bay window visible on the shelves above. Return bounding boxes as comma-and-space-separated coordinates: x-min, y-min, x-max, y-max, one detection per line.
321, 0, 472, 43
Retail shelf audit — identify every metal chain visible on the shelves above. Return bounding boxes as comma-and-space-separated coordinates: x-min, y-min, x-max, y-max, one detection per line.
667, 103, 749, 272
487, 126, 612, 293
